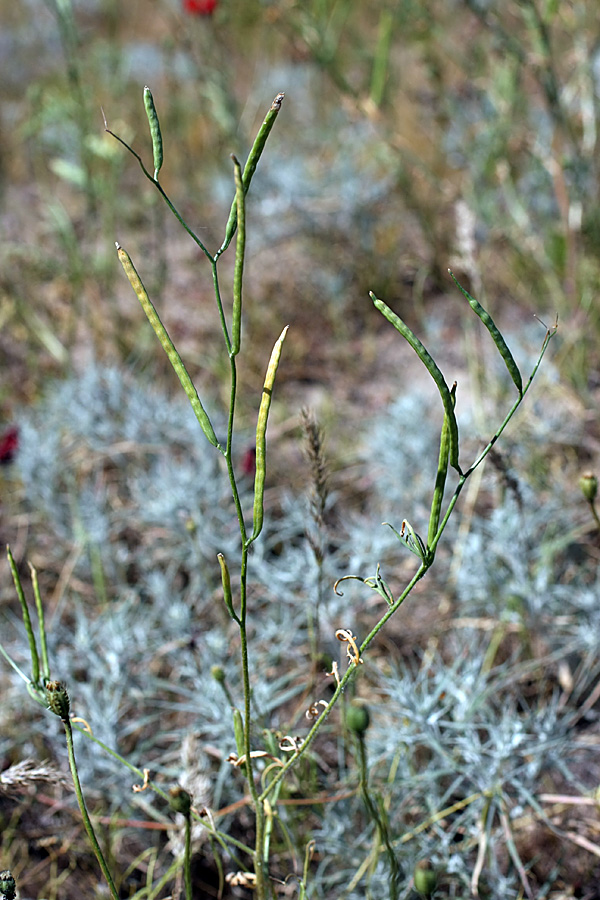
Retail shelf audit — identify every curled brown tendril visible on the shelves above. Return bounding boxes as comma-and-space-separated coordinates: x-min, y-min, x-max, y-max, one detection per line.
335, 628, 363, 666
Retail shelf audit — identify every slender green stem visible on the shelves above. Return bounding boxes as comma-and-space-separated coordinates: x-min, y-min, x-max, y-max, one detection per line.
225, 356, 247, 545
259, 564, 427, 804
238, 543, 267, 897
103, 120, 213, 262
428, 322, 557, 557
29, 562, 51, 681
356, 735, 399, 899
7, 546, 39, 685
183, 814, 192, 900
211, 260, 232, 355
67, 722, 252, 859
63, 718, 120, 900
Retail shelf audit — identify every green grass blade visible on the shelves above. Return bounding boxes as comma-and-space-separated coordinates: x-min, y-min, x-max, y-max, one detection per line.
370, 293, 461, 472
116, 244, 220, 450
449, 269, 523, 396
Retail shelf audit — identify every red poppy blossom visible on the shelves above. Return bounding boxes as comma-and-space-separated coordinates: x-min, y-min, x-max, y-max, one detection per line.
183, 0, 217, 15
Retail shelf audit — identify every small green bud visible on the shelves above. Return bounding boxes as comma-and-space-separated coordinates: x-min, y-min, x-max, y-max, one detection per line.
579, 472, 598, 503
233, 707, 245, 758
0, 871, 16, 900
413, 859, 437, 896
346, 701, 370, 735
211, 664, 226, 684
45, 680, 71, 720
169, 786, 192, 816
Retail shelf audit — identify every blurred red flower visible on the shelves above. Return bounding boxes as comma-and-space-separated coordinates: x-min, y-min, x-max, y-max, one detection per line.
0, 425, 18, 464
183, 0, 217, 14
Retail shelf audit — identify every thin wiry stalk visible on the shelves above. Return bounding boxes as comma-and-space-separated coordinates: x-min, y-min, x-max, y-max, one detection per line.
63, 718, 120, 900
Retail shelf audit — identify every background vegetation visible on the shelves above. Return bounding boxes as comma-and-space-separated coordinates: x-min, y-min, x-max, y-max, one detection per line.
1, 1, 600, 898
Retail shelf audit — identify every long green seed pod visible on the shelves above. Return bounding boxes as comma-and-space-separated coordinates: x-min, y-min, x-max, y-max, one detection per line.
449, 270, 523, 396
116, 244, 220, 449
251, 326, 289, 542
370, 293, 461, 472
427, 381, 456, 551
143, 86, 163, 181
7, 546, 39, 685
231, 155, 245, 356
218, 92, 285, 257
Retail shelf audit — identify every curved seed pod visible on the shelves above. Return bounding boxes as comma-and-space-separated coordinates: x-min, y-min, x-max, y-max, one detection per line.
218, 92, 285, 256
231, 155, 245, 356
143, 86, 163, 180
251, 326, 289, 542
427, 381, 456, 550
45, 680, 71, 720
116, 244, 220, 449
449, 270, 522, 396
217, 552, 238, 621
232, 708, 245, 759
370, 292, 461, 472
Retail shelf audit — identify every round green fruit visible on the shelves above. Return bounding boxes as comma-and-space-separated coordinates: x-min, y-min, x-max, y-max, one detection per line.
347, 702, 370, 734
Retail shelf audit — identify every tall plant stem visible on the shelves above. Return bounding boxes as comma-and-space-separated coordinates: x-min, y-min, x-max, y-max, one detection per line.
183, 813, 192, 900
223, 350, 267, 896
63, 718, 119, 900
238, 541, 268, 898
